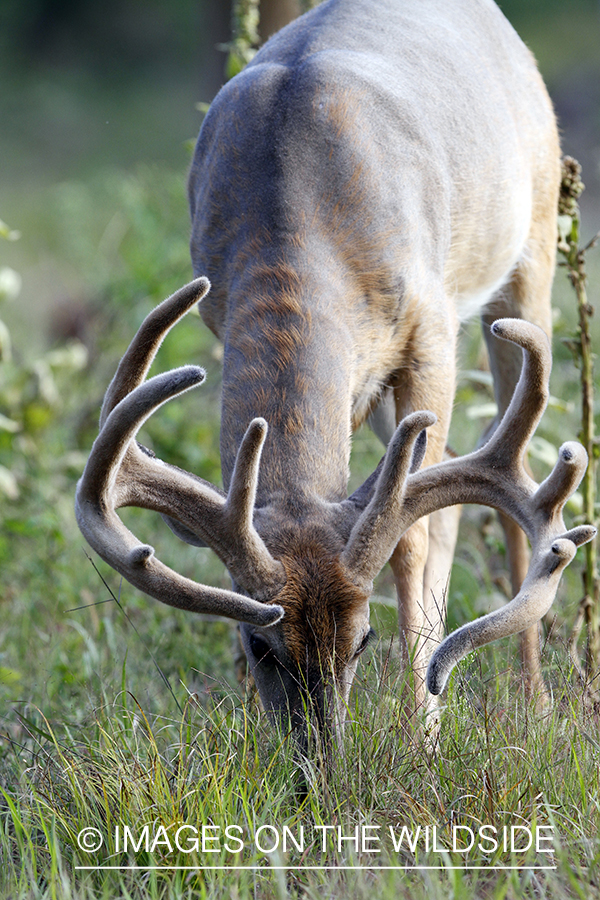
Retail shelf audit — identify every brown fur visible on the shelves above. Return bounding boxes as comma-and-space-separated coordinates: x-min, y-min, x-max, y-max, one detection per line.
276, 538, 369, 673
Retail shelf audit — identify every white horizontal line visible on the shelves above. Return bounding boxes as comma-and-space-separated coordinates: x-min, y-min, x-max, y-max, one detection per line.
75, 865, 557, 871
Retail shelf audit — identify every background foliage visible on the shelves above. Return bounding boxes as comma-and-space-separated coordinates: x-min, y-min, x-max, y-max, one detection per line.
0, 1, 599, 897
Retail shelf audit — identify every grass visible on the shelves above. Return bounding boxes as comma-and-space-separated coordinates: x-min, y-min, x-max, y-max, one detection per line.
1, 154, 600, 898
2, 648, 600, 898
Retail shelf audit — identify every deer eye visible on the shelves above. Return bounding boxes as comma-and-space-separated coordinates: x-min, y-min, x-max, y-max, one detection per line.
249, 633, 275, 665
355, 628, 376, 658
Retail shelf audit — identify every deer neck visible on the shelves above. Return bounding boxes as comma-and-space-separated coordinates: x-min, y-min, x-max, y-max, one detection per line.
218, 266, 355, 511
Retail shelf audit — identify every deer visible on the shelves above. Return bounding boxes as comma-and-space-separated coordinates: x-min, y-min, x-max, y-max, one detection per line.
76, 0, 596, 747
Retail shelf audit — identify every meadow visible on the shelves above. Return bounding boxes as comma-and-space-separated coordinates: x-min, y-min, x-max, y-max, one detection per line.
1, 3, 600, 897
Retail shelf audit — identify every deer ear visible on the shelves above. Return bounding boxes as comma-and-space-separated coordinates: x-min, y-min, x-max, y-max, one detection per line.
409, 428, 427, 473
161, 513, 208, 547
344, 457, 384, 513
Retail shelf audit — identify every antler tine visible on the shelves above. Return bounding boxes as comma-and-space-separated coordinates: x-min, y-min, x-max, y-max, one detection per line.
100, 276, 210, 427
153, 416, 285, 596
427, 524, 596, 694
223, 418, 286, 599
76, 280, 285, 627
79, 366, 208, 507
341, 411, 436, 584
483, 318, 551, 468
534, 441, 589, 523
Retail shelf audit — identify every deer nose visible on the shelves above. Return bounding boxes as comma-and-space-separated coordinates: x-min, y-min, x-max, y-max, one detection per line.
289, 678, 339, 756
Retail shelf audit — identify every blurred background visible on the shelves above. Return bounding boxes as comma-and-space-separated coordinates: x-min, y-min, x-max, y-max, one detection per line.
0, 0, 599, 353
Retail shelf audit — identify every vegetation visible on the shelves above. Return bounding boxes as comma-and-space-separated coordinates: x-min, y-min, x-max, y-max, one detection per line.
2, 657, 600, 899
557, 157, 600, 681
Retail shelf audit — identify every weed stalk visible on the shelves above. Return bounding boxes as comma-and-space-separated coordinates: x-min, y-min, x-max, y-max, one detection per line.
557, 156, 600, 677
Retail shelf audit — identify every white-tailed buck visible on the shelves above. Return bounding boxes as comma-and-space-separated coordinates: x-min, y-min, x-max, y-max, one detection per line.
76, 0, 595, 742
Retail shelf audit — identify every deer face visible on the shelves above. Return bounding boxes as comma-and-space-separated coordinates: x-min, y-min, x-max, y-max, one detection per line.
238, 543, 372, 746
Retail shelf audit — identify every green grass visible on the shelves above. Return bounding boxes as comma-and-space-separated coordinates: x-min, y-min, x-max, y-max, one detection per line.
1, 161, 600, 898
2, 653, 600, 898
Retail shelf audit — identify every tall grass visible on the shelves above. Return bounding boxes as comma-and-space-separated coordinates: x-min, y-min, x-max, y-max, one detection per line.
2, 647, 599, 898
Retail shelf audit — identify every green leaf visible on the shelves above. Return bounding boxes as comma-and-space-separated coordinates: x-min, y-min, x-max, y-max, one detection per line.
0, 219, 20, 241
0, 412, 21, 433
557, 214, 574, 248
0, 464, 19, 499
0, 317, 12, 360
466, 401, 498, 420
0, 267, 22, 302
45, 341, 88, 371
529, 436, 559, 468
0, 666, 22, 684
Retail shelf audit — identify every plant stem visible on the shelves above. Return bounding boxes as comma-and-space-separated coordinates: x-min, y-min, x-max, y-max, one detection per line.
558, 157, 600, 676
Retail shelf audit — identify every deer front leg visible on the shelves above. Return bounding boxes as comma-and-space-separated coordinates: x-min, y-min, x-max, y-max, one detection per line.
388, 314, 457, 721
390, 518, 433, 712
481, 207, 556, 707
498, 511, 548, 707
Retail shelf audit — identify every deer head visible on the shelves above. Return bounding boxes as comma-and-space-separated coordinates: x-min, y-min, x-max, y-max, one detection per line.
75, 278, 595, 744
